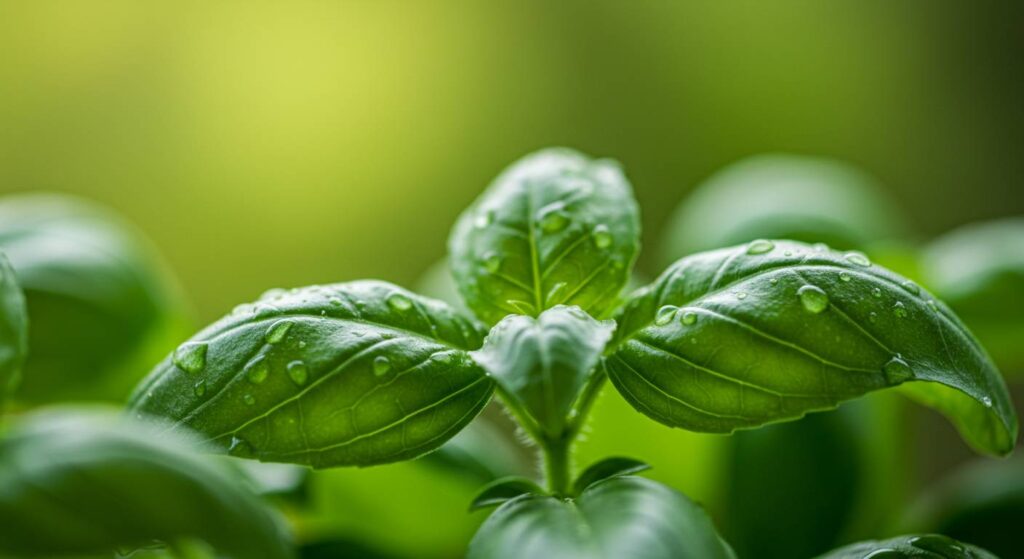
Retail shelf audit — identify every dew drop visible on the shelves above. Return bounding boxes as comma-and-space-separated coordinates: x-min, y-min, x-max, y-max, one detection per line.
746, 239, 774, 255
228, 436, 254, 458
844, 252, 871, 267
926, 300, 939, 312
243, 393, 256, 406
373, 356, 392, 376
592, 224, 613, 249
735, 292, 748, 300
387, 292, 413, 312
769, 278, 779, 286
868, 311, 878, 323
872, 287, 883, 298
797, 285, 829, 314
982, 396, 993, 408
893, 301, 908, 318
482, 252, 502, 273
193, 380, 207, 397
173, 342, 208, 374
538, 204, 570, 233
883, 356, 913, 384
655, 305, 678, 326
900, 280, 920, 295
287, 360, 309, 386
245, 357, 269, 384
909, 534, 964, 555
264, 319, 293, 344
784, 250, 793, 257
680, 310, 698, 326
329, 297, 343, 307
839, 272, 851, 283
474, 209, 494, 229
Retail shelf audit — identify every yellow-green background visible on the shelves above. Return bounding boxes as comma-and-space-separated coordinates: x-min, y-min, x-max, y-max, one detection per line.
2, 1, 1022, 323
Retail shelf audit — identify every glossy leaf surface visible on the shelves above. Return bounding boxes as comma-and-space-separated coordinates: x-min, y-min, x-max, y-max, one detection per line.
816, 534, 996, 559
470, 476, 544, 511
922, 217, 1024, 373
0, 193, 188, 403
0, 407, 292, 559
0, 252, 28, 408
468, 476, 735, 559
608, 240, 1017, 455
449, 148, 640, 325
572, 456, 650, 495
130, 281, 493, 468
471, 305, 614, 436
659, 154, 905, 266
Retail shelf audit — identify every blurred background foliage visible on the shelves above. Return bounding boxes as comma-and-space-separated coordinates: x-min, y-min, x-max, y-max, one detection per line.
1, 2, 1023, 558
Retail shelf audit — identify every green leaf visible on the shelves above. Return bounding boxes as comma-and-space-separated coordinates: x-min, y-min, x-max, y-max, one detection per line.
0, 193, 189, 404
0, 252, 28, 409
129, 281, 493, 468
448, 148, 641, 325
922, 217, 1024, 374
0, 407, 293, 559
471, 305, 614, 437
572, 457, 650, 494
468, 476, 736, 559
815, 534, 997, 559
470, 476, 545, 511
659, 154, 906, 267
607, 240, 1017, 455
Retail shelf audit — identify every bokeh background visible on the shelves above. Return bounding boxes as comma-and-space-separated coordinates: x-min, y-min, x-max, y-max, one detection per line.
2, 3, 1024, 558
2, 1, 1023, 321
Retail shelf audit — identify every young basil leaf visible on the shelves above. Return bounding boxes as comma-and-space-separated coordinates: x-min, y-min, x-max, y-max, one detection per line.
129, 281, 493, 468
571, 456, 651, 495
0, 193, 189, 404
0, 407, 293, 559
468, 476, 736, 559
0, 252, 28, 409
470, 305, 615, 437
659, 154, 906, 267
922, 217, 1024, 374
815, 534, 996, 559
470, 476, 545, 511
607, 240, 1017, 456
448, 148, 641, 325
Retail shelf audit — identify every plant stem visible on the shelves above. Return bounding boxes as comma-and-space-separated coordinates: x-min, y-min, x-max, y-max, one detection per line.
541, 435, 572, 496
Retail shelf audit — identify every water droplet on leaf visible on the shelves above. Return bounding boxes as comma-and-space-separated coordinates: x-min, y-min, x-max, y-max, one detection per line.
592, 224, 612, 248
373, 356, 392, 376
655, 305, 678, 326
474, 209, 493, 229
909, 534, 964, 555
680, 310, 698, 325
844, 252, 871, 267
193, 380, 207, 397
883, 356, 913, 383
872, 287, 882, 298
893, 301, 908, 318
265, 320, 293, 344
868, 311, 878, 323
746, 239, 774, 255
797, 285, 829, 314
287, 360, 309, 386
735, 292, 748, 300
245, 357, 269, 384
538, 203, 570, 233
173, 342, 208, 374
483, 252, 502, 273
901, 281, 920, 295
387, 293, 413, 312
839, 272, 851, 282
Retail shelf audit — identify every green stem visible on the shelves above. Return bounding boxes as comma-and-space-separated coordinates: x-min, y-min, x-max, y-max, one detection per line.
541, 435, 572, 496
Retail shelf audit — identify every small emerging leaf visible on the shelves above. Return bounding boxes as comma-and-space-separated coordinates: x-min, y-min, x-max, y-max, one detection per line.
470, 476, 545, 511
572, 456, 650, 495
468, 476, 736, 559
471, 305, 615, 437
815, 534, 996, 559
608, 240, 1017, 455
129, 281, 493, 468
449, 148, 640, 325
0, 407, 293, 559
0, 252, 28, 409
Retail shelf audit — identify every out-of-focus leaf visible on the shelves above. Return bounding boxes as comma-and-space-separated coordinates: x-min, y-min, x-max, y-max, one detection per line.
659, 154, 906, 266
469, 477, 544, 511
571, 456, 650, 494
0, 252, 28, 410
471, 305, 614, 437
900, 456, 1024, 559
129, 281, 492, 468
922, 217, 1024, 374
448, 148, 640, 325
468, 476, 735, 559
609, 240, 1017, 455
422, 415, 528, 483
815, 534, 997, 558
0, 407, 293, 559
0, 194, 189, 404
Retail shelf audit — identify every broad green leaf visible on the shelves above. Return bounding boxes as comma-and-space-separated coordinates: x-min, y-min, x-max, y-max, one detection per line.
468, 476, 736, 559
448, 148, 640, 325
0, 252, 28, 409
471, 305, 614, 437
0, 407, 292, 559
659, 154, 906, 267
608, 240, 1017, 455
922, 217, 1024, 374
0, 193, 189, 404
816, 534, 997, 559
129, 281, 493, 468
470, 476, 545, 511
900, 456, 1024, 558
572, 457, 650, 494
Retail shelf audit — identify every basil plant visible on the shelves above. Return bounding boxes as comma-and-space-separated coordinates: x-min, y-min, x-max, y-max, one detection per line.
127, 149, 1015, 558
